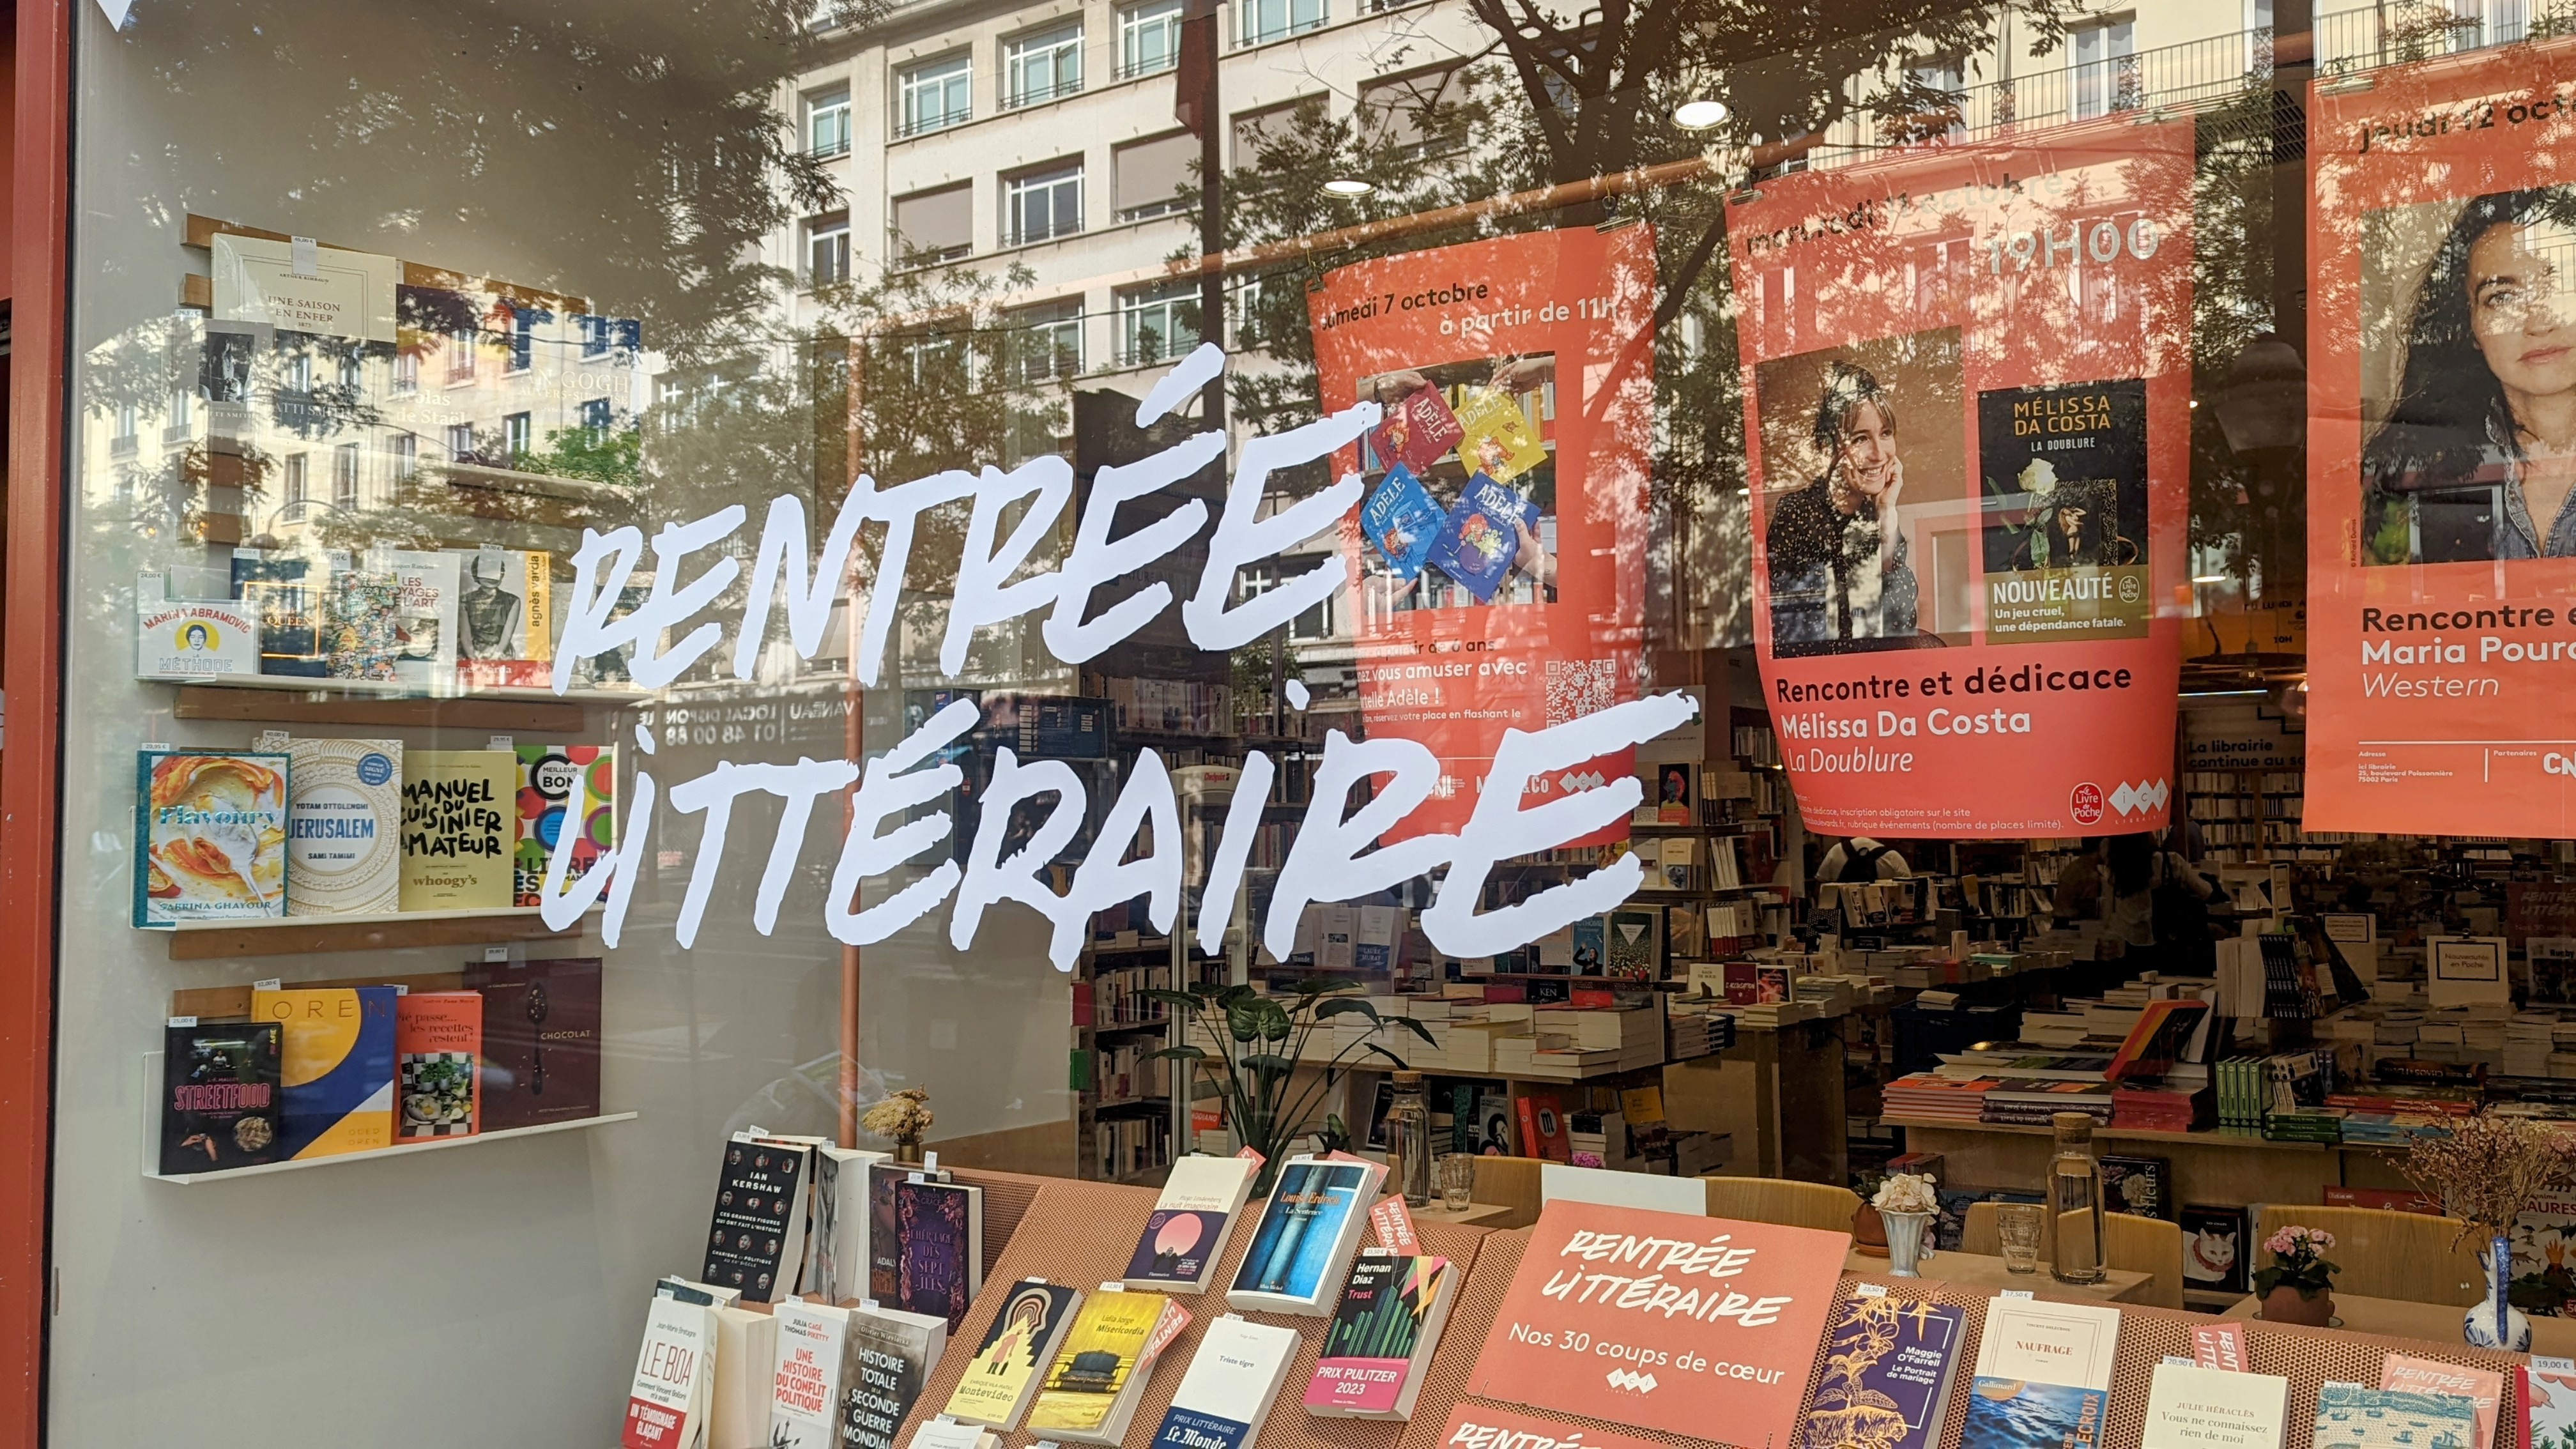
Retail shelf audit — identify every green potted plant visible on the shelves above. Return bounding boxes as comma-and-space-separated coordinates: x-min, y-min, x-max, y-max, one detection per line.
2252, 1225, 2339, 1328
1146, 977, 1431, 1196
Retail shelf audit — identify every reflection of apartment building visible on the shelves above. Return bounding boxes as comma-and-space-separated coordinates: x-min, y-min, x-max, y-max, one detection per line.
779, 0, 1485, 413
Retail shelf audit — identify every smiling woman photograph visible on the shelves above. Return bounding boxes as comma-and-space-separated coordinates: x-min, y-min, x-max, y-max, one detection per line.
2365, 186, 2576, 564
1765, 359, 1924, 653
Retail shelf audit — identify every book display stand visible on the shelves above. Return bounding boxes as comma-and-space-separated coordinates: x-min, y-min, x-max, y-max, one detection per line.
909, 1169, 2540, 1449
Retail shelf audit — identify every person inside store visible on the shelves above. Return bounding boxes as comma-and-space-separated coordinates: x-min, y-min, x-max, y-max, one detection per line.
1817, 835, 1913, 885
2101, 830, 2219, 970
1767, 360, 1920, 654
2052, 839, 2106, 923
2364, 185, 2576, 563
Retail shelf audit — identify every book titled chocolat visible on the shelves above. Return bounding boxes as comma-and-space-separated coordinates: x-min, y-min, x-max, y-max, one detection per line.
468, 956, 601, 1130
160, 1021, 282, 1174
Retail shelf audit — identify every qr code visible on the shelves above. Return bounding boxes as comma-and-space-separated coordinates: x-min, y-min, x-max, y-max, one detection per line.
1545, 657, 1620, 725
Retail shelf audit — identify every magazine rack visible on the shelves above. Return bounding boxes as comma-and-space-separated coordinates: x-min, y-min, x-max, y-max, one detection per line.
905, 1174, 2540, 1449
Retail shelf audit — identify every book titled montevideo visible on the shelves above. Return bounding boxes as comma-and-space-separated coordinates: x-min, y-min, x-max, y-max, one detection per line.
1123, 1154, 1259, 1293
158, 1020, 281, 1174
941, 1279, 1082, 1430
134, 749, 288, 927
1226, 1156, 1386, 1315
1304, 1252, 1457, 1420
1153, 1315, 1300, 1449
399, 749, 515, 910
513, 742, 616, 907
284, 737, 402, 916
1793, 1296, 1966, 1449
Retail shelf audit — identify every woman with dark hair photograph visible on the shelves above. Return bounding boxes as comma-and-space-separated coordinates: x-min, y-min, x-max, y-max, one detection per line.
2365, 186, 2576, 563
1766, 359, 1920, 652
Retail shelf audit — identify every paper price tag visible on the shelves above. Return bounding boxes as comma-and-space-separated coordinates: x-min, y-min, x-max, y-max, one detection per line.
1999, 1289, 2034, 1300
390, 984, 408, 995
166, 1016, 197, 1028
254, 730, 290, 751
1098, 1282, 1124, 1292
142, 742, 170, 753
924, 1150, 939, 1172
252, 977, 281, 992
487, 735, 514, 751
1851, 1282, 1887, 1298
289, 234, 320, 280
2160, 1354, 2197, 1367
2536, 1356, 2576, 1374
859, 1298, 880, 1312
484, 946, 510, 963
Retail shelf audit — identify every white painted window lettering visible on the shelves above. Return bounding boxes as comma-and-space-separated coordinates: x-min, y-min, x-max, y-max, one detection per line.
826, 698, 979, 946
854, 470, 977, 687
539, 721, 661, 942
1263, 732, 1453, 962
1180, 403, 1376, 652
949, 751, 1091, 954
1060, 749, 1182, 967
733, 490, 872, 677
1193, 749, 1275, 956
942, 456, 1076, 675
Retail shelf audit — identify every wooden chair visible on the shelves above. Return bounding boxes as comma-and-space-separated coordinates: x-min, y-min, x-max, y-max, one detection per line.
1702, 1176, 1862, 1234
2251, 1204, 2487, 1307
1471, 1154, 1545, 1229
1959, 1202, 2184, 1307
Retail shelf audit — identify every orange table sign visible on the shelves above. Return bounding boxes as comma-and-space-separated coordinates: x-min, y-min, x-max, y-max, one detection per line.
1434, 1402, 1670, 1449
1464, 1200, 1850, 1448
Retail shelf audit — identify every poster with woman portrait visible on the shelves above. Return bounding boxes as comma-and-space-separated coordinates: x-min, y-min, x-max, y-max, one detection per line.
1728, 118, 2193, 837
2308, 39, 2576, 835
1309, 227, 1655, 841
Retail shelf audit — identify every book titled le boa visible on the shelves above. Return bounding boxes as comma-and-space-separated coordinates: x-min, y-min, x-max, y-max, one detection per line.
1462, 1199, 1850, 1445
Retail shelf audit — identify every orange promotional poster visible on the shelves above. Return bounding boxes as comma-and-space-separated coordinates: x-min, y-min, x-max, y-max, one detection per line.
2308, 38, 2576, 834
1462, 1199, 1848, 1445
1307, 228, 1653, 839
1433, 1402, 1669, 1449
1728, 119, 2194, 836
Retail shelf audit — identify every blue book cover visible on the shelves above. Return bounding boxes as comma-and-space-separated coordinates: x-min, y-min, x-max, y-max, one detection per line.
1231, 1162, 1367, 1302
1795, 1298, 1966, 1449
2311, 1383, 2479, 1448
1427, 473, 1538, 603
1360, 464, 1441, 581
1153, 1404, 1252, 1449
1958, 1377, 2106, 1449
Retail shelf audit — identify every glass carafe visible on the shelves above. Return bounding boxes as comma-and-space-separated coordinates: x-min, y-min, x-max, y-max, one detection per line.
1385, 1071, 1433, 1206
2049, 1112, 2106, 1284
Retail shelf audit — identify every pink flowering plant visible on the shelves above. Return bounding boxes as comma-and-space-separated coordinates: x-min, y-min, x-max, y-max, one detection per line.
2252, 1225, 2339, 1299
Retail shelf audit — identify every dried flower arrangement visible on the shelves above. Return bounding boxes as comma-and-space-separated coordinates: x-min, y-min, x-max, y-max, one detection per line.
2401, 1111, 2576, 1243
861, 1087, 934, 1147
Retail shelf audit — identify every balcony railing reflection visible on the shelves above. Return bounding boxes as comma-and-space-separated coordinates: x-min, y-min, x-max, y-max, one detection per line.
1865, 27, 2274, 153
2319, 0, 2576, 76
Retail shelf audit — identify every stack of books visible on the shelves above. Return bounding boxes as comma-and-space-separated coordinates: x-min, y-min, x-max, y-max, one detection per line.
1882, 1075, 1997, 1121
2110, 1083, 2204, 1133
1979, 1079, 2115, 1128
2263, 1105, 2347, 1144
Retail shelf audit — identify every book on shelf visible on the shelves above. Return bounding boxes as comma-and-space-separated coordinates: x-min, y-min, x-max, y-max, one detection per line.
1303, 1250, 1457, 1420
749, 1136, 887, 1304
512, 742, 617, 907
2313, 1383, 2478, 1449
894, 1176, 984, 1330
2097, 1154, 2170, 1218
135, 572, 260, 679
158, 1020, 282, 1174
398, 749, 516, 910
655, 1276, 741, 1308
282, 737, 403, 916
709, 1301, 779, 1449
468, 956, 603, 1130
1959, 1298, 2121, 1449
1154, 1314, 1301, 1449
869, 1161, 946, 1304
700, 1137, 813, 1304
942, 1279, 1084, 1430
2142, 1361, 2287, 1449
394, 990, 481, 1138
252, 985, 397, 1160
1025, 1289, 1186, 1445
1123, 1154, 1259, 1294
1225, 1156, 1388, 1315
2380, 1353, 2501, 1445
2179, 1205, 2249, 1294
622, 1293, 716, 1449
1793, 1295, 1966, 1449
768, 1299, 854, 1449
838, 1303, 950, 1449
135, 749, 289, 926
912, 1423, 999, 1449
2519, 1357, 2576, 1449
450, 545, 555, 688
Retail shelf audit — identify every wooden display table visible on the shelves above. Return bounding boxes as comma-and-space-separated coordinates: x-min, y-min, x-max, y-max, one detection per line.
2221, 1291, 2576, 1355
1844, 1246, 2157, 1304
1409, 1200, 1518, 1227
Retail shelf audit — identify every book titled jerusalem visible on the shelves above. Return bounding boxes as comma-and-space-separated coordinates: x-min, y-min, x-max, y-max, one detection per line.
283, 737, 402, 916
1304, 1252, 1456, 1419
1794, 1296, 1966, 1449
1227, 1157, 1384, 1315
942, 1279, 1083, 1430
1124, 1154, 1259, 1293
895, 1176, 983, 1330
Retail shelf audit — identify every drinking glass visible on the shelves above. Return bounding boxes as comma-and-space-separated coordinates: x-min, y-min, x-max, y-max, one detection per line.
1997, 1203, 2046, 1275
1437, 1153, 1477, 1211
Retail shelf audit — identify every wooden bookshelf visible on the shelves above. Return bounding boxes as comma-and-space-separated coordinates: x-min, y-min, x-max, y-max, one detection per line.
157, 904, 591, 961
169, 677, 634, 733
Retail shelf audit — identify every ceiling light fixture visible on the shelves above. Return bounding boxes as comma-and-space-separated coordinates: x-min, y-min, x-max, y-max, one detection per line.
1673, 99, 1729, 130
1322, 178, 1374, 197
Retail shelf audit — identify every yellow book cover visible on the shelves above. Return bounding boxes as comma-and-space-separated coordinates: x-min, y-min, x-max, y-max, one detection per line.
941, 1280, 1080, 1427
1451, 387, 1547, 484
252, 986, 397, 1159
1023, 1292, 1167, 1434
399, 750, 516, 910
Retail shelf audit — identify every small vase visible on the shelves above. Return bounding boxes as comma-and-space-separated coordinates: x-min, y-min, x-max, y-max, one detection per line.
892, 1140, 925, 1167
1852, 1204, 1889, 1258
2465, 1234, 2533, 1351
2260, 1284, 2334, 1328
1881, 1209, 1936, 1278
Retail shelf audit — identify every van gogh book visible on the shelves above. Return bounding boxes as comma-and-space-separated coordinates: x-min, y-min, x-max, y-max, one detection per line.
284, 737, 401, 916
1154, 1315, 1300, 1449
1959, 1298, 2120, 1449
702, 1136, 812, 1303
840, 1303, 949, 1449
1124, 1154, 1259, 1293
399, 749, 514, 909
1026, 1291, 1184, 1445
1304, 1252, 1457, 1419
252, 985, 396, 1159
1793, 1296, 1966, 1449
135, 750, 288, 926
1427, 475, 1539, 604
514, 742, 616, 907
769, 1300, 851, 1449
394, 990, 480, 1138
622, 1293, 715, 1449
1360, 464, 1442, 582
158, 1020, 280, 1174
1226, 1156, 1385, 1314
942, 1279, 1082, 1429
895, 1176, 983, 1330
